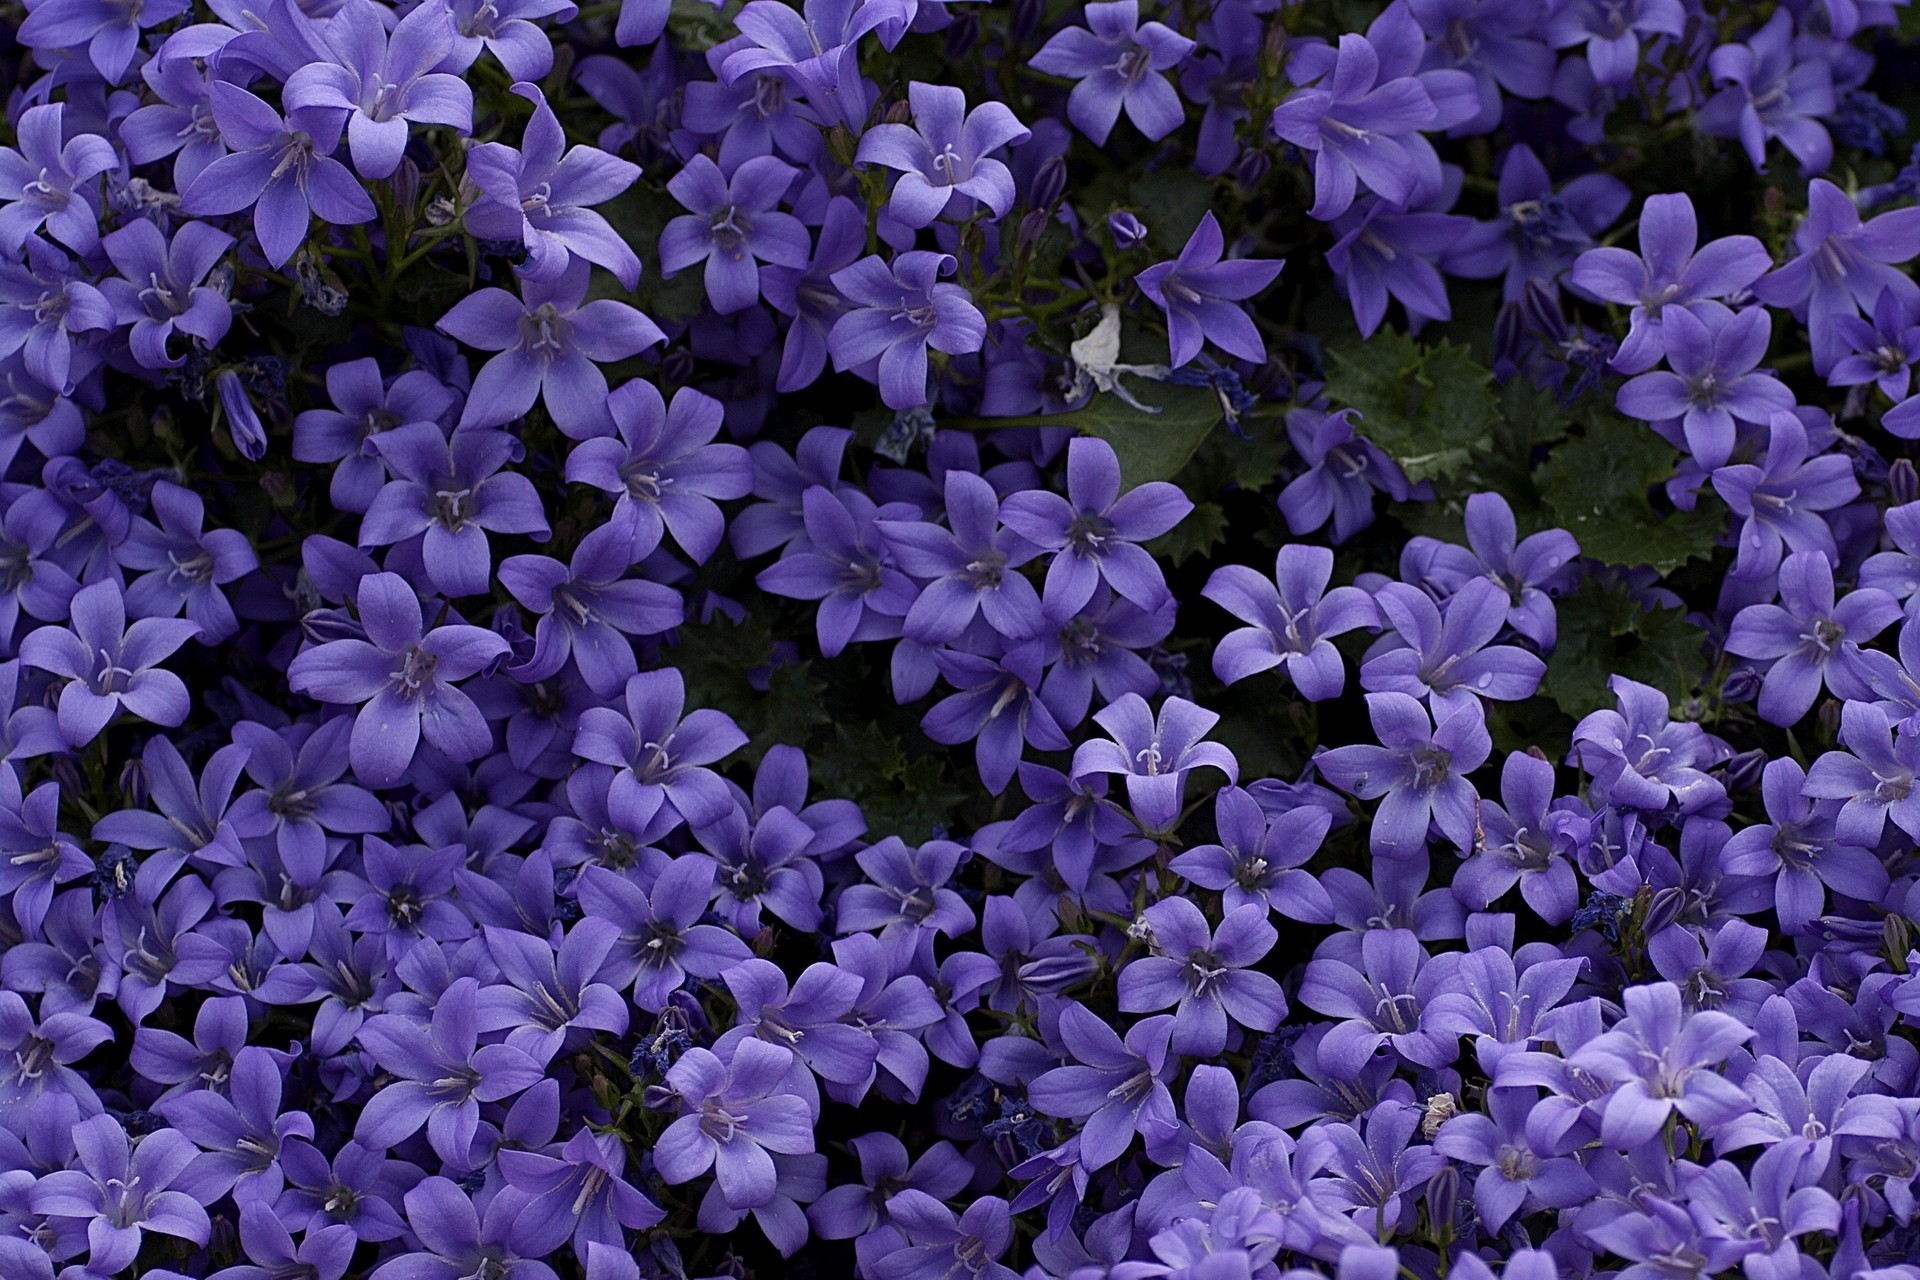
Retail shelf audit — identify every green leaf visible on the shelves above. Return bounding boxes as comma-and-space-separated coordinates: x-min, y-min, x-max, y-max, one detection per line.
1536, 417, 1721, 572
1045, 384, 1223, 486
1543, 577, 1710, 716
1147, 501, 1227, 565
665, 614, 828, 765
1321, 332, 1499, 484
809, 722, 970, 842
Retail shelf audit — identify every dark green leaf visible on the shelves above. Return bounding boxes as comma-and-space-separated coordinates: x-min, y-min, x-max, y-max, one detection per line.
1543, 577, 1710, 716
1322, 332, 1499, 484
1147, 500, 1227, 565
810, 721, 970, 842
665, 615, 828, 765
1045, 384, 1223, 486
1536, 418, 1721, 572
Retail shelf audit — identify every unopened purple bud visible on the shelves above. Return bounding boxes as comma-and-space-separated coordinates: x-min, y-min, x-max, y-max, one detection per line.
392, 156, 420, 213
1720, 666, 1761, 704
1017, 208, 1051, 255
48, 754, 82, 797
885, 98, 914, 126
1643, 885, 1687, 938
1234, 148, 1272, 191
1108, 211, 1148, 248
1884, 914, 1913, 971
1031, 155, 1067, 211
1892, 458, 1918, 506
1719, 747, 1766, 791
1425, 1164, 1459, 1234
661, 345, 696, 385
118, 756, 149, 809
1818, 696, 1844, 741
1011, 0, 1042, 43
302, 607, 368, 646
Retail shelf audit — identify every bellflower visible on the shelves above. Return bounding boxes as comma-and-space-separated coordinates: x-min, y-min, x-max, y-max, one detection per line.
19, 579, 198, 748
1027, 1007, 1178, 1171
1753, 178, 1920, 375
0, 105, 115, 256
1803, 699, 1920, 847
756, 485, 918, 657
1724, 549, 1899, 726
876, 469, 1045, 644
1120, 897, 1287, 1055
1570, 675, 1729, 816
1316, 691, 1491, 862
1278, 406, 1422, 543
1361, 578, 1547, 718
1444, 143, 1630, 300
98, 219, 235, 372
29, 1114, 212, 1272
656, 1039, 816, 1208
827, 250, 986, 410
1721, 756, 1889, 935
1069, 692, 1238, 833
571, 667, 750, 828
1203, 544, 1374, 698
1135, 212, 1283, 368
1169, 785, 1336, 920
1615, 302, 1794, 471
1567, 980, 1755, 1146
1697, 10, 1836, 176
661, 155, 810, 315
856, 83, 1030, 227
1710, 410, 1860, 581
499, 522, 684, 696
1327, 194, 1471, 338
1028, 0, 1195, 147
1542, 0, 1684, 87
1831, 288, 1920, 402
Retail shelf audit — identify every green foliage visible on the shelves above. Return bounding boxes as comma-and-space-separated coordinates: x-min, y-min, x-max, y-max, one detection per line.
1321, 333, 1501, 485
1537, 416, 1722, 572
1543, 577, 1710, 716
666, 614, 830, 766
1050, 385, 1224, 487
810, 721, 972, 842
1148, 500, 1228, 565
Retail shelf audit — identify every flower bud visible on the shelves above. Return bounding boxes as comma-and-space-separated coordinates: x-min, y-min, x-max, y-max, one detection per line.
1016, 207, 1052, 255
1719, 747, 1767, 792
1643, 885, 1687, 938
944, 10, 980, 59
1011, 0, 1043, 43
118, 755, 149, 810
1884, 914, 1914, 971
1893, 458, 1919, 506
1719, 665, 1761, 704
1425, 1165, 1460, 1235
885, 98, 914, 127
1818, 695, 1844, 741
661, 345, 696, 385
1107, 211, 1148, 249
1234, 147, 1272, 191
391, 156, 420, 214
1031, 154, 1067, 211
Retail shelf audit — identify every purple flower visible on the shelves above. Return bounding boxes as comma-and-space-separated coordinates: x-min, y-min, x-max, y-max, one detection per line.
353, 975, 545, 1164
1029, 0, 1194, 147
291, 356, 460, 514
564, 381, 753, 565
282, 0, 475, 179
368, 1176, 558, 1280
571, 667, 749, 828
499, 523, 682, 696
0, 239, 111, 395
475, 921, 631, 1061
1725, 550, 1899, 725
807, 1133, 971, 1266
756, 484, 918, 657
1567, 980, 1754, 1146
1120, 897, 1286, 1055
836, 836, 976, 938
575, 859, 753, 1011
1457, 492, 1579, 649
877, 469, 1044, 644
719, 0, 904, 130
17, 0, 190, 82
19, 579, 198, 748
1567, 192, 1773, 374
155, 1045, 312, 1202
497, 1126, 663, 1260
285, 571, 509, 786
1270, 31, 1464, 221
1327, 194, 1470, 338
856, 83, 1029, 227
1278, 406, 1422, 543
1615, 302, 1794, 470
1316, 691, 1490, 861
464, 82, 642, 289
1721, 756, 1889, 934
661, 154, 810, 315
1542, 0, 1684, 87
718, 958, 879, 1089
1297, 929, 1461, 1075
180, 84, 376, 269
1455, 751, 1582, 923
1168, 785, 1336, 920
827, 250, 985, 410
1361, 578, 1547, 718
116, 480, 258, 645
1831, 288, 1920, 401
0, 991, 108, 1124
1434, 1086, 1596, 1232
29, 1114, 211, 1272
922, 643, 1070, 795
656, 1039, 815, 1208
1070, 692, 1238, 832
1803, 699, 1920, 847
98, 218, 234, 372
1570, 675, 1729, 815
1716, 1052, 1904, 1179
1697, 9, 1836, 176
762, 196, 865, 393
999, 435, 1192, 622
1709, 410, 1859, 581
1135, 212, 1283, 367
219, 1204, 356, 1280
1444, 144, 1630, 300
1028, 1006, 1178, 1171
871, 1192, 1019, 1280
0, 105, 115, 256
438, 261, 665, 438
1753, 178, 1920, 375
225, 717, 390, 892
1203, 544, 1374, 698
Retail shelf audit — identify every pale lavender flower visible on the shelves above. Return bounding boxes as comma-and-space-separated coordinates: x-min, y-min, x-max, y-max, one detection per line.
1029, 0, 1194, 146
19, 579, 198, 747
856, 83, 1029, 227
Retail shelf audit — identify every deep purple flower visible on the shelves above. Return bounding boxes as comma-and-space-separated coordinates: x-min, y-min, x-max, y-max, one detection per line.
1754, 178, 1920, 375
575, 859, 752, 1011
465, 82, 642, 288
1725, 549, 1899, 725
1070, 692, 1238, 832
1327, 194, 1471, 338
0, 239, 110, 395
497, 1126, 663, 1260
1455, 750, 1581, 923
876, 469, 1044, 644
1697, 10, 1836, 176
857, 83, 1029, 227
661, 154, 810, 315
1568, 192, 1773, 374
1203, 544, 1374, 698
1570, 675, 1729, 815
500, 523, 682, 696
1029, 0, 1194, 146
1434, 1086, 1596, 1232
1567, 980, 1754, 1146
1710, 410, 1860, 581
571, 667, 749, 828
282, 0, 474, 179
762, 196, 865, 393
756, 485, 918, 657
827, 251, 985, 410
1615, 303, 1794, 470
1721, 756, 1889, 934
29, 1114, 211, 1272
1297, 928, 1461, 1075
367, 1176, 558, 1280
1169, 785, 1335, 920
1135, 212, 1283, 367
1362, 578, 1547, 718
657, 1039, 815, 1208
285, 572, 509, 785
155, 1045, 312, 1202
999, 435, 1192, 622
1542, 0, 1684, 87
1028, 1007, 1178, 1171
181, 84, 376, 269
1803, 698, 1920, 847
17, 0, 190, 81
19, 579, 197, 747
719, 0, 904, 131
922, 643, 1069, 795
98, 219, 234, 373
1277, 406, 1422, 543
291, 357, 460, 514
1317, 691, 1490, 861
1444, 144, 1629, 299
1120, 897, 1286, 1055
564, 381, 753, 565
0, 105, 114, 257
871, 1192, 1019, 1280
116, 480, 259, 645
1832, 288, 1920, 401
439, 263, 664, 438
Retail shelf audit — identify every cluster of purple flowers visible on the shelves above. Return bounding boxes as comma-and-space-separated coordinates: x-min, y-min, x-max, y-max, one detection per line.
7, 0, 1920, 1277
